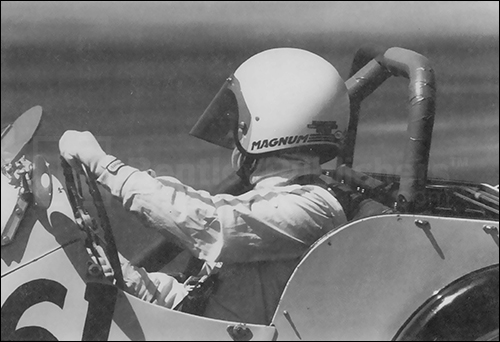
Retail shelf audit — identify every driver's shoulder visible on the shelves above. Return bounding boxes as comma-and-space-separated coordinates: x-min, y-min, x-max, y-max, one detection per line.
237, 181, 347, 222
285, 183, 347, 223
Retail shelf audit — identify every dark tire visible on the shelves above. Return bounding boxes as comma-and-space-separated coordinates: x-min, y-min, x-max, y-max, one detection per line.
394, 264, 499, 341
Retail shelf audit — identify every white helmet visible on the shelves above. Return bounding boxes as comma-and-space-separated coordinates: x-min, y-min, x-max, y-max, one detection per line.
190, 48, 350, 163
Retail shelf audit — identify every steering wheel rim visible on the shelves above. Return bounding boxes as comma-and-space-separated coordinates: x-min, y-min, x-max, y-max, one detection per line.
61, 158, 125, 289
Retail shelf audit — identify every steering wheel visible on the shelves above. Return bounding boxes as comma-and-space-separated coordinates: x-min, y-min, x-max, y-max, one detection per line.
61, 158, 125, 289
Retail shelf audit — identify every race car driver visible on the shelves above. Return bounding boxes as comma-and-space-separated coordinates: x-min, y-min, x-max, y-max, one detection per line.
60, 48, 349, 324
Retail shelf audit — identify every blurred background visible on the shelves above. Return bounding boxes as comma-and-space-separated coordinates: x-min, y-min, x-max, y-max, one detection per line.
1, 1, 499, 258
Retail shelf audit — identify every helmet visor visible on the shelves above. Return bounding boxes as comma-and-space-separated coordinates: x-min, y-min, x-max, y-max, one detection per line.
190, 76, 250, 149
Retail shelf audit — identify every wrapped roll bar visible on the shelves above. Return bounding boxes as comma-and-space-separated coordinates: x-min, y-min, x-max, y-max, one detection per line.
340, 45, 436, 212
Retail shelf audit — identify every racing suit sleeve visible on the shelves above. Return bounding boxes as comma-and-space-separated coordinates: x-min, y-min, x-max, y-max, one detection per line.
96, 157, 346, 264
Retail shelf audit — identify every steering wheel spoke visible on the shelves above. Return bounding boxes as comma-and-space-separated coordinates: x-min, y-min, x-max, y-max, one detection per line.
61, 158, 125, 289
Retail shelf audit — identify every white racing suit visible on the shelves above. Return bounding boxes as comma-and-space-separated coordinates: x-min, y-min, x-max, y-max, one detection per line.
95, 153, 347, 324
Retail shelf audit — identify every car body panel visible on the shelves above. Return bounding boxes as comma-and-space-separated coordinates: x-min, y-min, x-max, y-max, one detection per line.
272, 214, 499, 341
2, 237, 277, 341
1, 176, 84, 277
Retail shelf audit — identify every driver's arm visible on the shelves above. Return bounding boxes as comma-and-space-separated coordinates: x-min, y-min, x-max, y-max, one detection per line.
95, 156, 346, 264
59, 131, 346, 264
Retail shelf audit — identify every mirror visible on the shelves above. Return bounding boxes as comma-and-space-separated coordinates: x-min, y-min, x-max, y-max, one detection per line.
32, 155, 53, 210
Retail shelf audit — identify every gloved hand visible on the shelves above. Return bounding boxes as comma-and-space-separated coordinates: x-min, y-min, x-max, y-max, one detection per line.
88, 246, 125, 283
88, 245, 153, 294
59, 130, 106, 174
88, 246, 189, 308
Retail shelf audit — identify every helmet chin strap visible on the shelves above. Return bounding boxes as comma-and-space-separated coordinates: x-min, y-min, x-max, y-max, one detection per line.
233, 128, 258, 185
236, 153, 258, 186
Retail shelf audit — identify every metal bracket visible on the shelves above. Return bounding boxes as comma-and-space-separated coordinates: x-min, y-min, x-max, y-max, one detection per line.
227, 323, 253, 341
483, 225, 499, 247
1, 193, 32, 246
283, 310, 302, 340
415, 220, 445, 259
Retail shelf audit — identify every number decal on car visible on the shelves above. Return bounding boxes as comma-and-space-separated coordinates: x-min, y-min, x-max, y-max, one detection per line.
1, 280, 117, 341
1, 279, 66, 341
